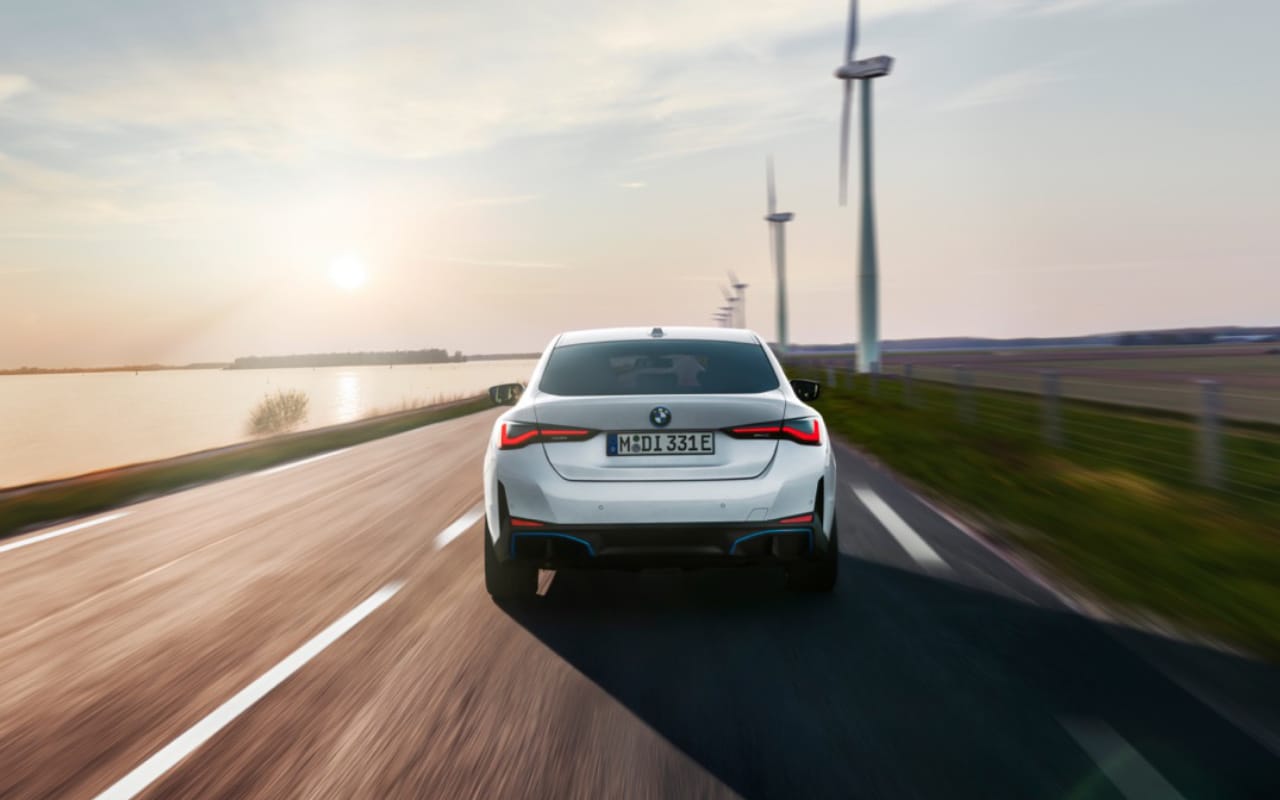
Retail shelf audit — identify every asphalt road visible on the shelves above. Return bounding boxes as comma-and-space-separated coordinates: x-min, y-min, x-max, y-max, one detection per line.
0, 408, 1276, 799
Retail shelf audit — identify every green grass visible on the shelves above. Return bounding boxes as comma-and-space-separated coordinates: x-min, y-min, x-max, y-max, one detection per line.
0, 395, 493, 541
805, 371, 1280, 661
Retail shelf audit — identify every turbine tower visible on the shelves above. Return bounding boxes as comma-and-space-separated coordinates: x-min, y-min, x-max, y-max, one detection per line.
720, 287, 739, 328
718, 305, 735, 328
835, 0, 893, 374
729, 271, 749, 329
765, 156, 794, 354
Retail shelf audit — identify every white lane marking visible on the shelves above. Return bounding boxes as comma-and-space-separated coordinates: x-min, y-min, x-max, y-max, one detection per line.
0, 512, 128, 555
94, 582, 403, 800
536, 570, 556, 596
850, 484, 949, 573
256, 448, 348, 477
1060, 718, 1187, 800
433, 505, 484, 551
908, 488, 1079, 611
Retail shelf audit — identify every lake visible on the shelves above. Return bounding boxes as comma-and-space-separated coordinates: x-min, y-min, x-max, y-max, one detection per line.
0, 360, 536, 488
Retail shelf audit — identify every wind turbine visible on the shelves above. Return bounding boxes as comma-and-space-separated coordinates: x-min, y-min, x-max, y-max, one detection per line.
720, 287, 739, 328
718, 304, 735, 327
729, 271, 748, 329
835, 0, 893, 374
764, 156, 794, 354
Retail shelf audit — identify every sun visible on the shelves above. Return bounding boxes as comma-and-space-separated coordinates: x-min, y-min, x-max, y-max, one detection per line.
328, 253, 368, 290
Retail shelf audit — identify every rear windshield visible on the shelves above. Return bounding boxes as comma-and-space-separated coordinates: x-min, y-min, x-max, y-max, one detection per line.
539, 339, 780, 396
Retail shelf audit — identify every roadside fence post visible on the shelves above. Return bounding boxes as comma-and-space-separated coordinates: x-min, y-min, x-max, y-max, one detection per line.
1198, 380, 1223, 489
826, 366, 835, 389
1041, 370, 1063, 447
955, 366, 974, 424
903, 364, 914, 408
870, 368, 879, 397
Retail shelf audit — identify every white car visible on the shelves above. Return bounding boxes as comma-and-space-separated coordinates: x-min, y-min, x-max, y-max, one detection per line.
482, 326, 838, 599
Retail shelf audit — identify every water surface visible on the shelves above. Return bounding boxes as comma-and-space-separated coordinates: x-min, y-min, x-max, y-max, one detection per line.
0, 360, 535, 488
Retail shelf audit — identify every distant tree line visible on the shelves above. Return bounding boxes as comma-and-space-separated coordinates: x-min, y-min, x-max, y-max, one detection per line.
1116, 327, 1280, 346
229, 349, 465, 370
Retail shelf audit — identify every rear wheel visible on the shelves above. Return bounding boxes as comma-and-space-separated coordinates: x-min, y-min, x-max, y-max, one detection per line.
786, 514, 838, 593
484, 520, 537, 601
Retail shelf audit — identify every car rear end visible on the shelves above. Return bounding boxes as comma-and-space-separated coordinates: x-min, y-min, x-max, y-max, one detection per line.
483, 327, 838, 596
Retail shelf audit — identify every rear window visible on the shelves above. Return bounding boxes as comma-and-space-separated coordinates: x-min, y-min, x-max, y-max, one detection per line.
539, 339, 780, 396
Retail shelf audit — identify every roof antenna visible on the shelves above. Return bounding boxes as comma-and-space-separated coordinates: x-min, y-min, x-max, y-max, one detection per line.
650, 327, 664, 338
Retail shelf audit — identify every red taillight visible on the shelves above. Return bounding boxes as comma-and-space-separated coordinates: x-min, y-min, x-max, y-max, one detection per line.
778, 513, 814, 524
728, 424, 783, 438
499, 422, 541, 449
781, 418, 821, 445
540, 428, 593, 441
510, 518, 544, 527
499, 422, 597, 450
724, 417, 822, 446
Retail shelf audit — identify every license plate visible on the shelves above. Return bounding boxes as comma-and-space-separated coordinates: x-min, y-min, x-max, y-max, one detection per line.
607, 431, 715, 456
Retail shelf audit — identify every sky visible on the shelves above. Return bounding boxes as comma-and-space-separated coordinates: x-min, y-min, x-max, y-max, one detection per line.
1, 0, 1278, 367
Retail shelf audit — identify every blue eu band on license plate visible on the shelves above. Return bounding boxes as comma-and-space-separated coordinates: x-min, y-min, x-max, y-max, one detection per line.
607, 431, 716, 456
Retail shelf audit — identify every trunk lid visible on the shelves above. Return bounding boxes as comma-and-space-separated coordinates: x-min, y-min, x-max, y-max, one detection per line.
533, 391, 786, 481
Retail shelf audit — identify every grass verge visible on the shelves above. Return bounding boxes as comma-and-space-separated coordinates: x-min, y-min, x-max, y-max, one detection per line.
805, 372, 1280, 662
0, 395, 493, 541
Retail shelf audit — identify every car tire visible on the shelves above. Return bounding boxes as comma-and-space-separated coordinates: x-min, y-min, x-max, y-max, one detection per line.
785, 514, 838, 593
484, 520, 537, 601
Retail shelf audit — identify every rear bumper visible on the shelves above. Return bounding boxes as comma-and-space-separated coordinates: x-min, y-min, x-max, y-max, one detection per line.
486, 437, 830, 528
498, 518, 831, 570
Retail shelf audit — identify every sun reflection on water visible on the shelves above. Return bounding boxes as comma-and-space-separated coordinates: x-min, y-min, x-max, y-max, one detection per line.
336, 371, 361, 423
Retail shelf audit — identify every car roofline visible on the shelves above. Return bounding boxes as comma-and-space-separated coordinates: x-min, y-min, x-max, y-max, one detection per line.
553, 326, 765, 347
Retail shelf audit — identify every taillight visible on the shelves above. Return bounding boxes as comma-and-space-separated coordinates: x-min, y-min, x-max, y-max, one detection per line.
778, 513, 815, 524
724, 417, 822, 446
498, 422, 597, 450
780, 418, 821, 445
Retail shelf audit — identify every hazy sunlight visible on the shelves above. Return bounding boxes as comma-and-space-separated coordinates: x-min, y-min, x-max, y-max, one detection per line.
328, 253, 369, 291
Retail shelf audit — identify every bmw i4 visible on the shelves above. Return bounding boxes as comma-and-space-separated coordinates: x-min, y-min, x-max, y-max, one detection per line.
482, 326, 838, 599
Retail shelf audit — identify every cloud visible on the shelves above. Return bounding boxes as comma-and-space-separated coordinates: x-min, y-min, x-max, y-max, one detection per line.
0, 74, 30, 104
939, 66, 1063, 111
2, 0, 1162, 169
450, 194, 539, 208
1031, 0, 1172, 15
428, 256, 569, 270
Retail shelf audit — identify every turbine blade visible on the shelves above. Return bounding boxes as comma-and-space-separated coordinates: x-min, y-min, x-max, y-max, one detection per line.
845, 0, 859, 63
839, 81, 853, 206
766, 156, 777, 215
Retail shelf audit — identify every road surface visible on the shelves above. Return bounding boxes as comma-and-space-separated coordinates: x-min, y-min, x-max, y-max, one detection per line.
0, 408, 1275, 799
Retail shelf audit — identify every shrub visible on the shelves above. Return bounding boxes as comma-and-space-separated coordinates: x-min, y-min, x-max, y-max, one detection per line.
248, 389, 310, 436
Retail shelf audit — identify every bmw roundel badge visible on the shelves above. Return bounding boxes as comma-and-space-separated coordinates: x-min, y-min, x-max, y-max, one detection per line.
649, 406, 672, 428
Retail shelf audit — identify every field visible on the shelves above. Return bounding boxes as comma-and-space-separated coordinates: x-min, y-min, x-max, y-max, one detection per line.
794, 367, 1280, 660
800, 344, 1280, 424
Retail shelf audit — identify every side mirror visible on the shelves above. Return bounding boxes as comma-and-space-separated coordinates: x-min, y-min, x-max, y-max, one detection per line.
790, 379, 821, 402
488, 382, 524, 406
